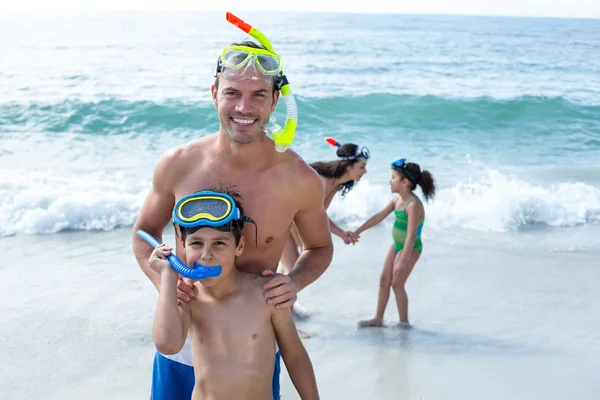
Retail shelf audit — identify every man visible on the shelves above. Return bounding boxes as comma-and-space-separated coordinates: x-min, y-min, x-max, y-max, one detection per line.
132, 39, 333, 399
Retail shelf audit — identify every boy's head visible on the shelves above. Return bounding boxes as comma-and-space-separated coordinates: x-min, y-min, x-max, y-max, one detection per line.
174, 186, 254, 275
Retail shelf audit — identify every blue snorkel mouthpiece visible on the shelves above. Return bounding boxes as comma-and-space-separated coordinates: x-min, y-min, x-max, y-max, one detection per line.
136, 230, 222, 280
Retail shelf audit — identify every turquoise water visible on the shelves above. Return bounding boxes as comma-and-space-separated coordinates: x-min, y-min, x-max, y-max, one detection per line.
1, 12, 599, 249
1, 12, 600, 400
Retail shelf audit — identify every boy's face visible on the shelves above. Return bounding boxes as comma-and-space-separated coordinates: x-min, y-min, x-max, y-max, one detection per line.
183, 227, 245, 285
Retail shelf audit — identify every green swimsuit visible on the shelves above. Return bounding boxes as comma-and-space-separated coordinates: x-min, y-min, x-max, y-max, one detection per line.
392, 199, 424, 254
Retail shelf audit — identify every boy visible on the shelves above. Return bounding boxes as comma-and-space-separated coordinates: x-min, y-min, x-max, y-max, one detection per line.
148, 187, 319, 399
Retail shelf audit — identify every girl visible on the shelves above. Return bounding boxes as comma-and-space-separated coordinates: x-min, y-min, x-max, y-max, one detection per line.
355, 158, 435, 327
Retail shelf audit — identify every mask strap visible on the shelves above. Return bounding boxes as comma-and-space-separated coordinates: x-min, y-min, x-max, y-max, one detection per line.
242, 215, 259, 247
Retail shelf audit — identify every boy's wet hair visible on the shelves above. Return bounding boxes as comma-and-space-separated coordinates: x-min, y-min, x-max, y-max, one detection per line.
179, 184, 246, 246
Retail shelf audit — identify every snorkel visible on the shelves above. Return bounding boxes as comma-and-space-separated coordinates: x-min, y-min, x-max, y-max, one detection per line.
225, 12, 298, 153
136, 230, 222, 280
325, 137, 371, 160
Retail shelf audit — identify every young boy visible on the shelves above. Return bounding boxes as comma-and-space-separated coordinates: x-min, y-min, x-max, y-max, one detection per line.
148, 188, 319, 400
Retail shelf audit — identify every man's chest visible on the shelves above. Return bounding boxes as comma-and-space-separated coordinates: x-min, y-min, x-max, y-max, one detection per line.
174, 171, 297, 247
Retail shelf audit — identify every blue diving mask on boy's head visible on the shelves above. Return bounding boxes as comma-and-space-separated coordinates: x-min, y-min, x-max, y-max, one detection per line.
173, 190, 258, 246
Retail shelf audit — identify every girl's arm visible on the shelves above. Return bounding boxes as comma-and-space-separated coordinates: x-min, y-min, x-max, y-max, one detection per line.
272, 308, 319, 399
152, 269, 192, 355
354, 199, 396, 235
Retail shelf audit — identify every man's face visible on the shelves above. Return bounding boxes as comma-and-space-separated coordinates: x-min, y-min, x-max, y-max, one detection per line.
211, 72, 280, 144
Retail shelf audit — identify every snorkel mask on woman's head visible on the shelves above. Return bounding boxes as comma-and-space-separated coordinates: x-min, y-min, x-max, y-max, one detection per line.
325, 137, 371, 161
218, 12, 298, 153
391, 158, 420, 186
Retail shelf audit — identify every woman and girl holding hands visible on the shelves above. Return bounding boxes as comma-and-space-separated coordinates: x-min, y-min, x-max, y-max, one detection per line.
280, 138, 436, 328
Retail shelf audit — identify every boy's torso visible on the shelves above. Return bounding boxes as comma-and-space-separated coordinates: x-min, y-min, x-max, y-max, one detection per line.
189, 273, 275, 399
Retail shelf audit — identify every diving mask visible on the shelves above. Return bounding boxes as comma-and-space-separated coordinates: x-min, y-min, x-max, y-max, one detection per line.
173, 190, 258, 246
217, 45, 283, 79
325, 137, 371, 160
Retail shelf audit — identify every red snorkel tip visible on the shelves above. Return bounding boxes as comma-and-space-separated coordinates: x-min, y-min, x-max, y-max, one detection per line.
226, 12, 252, 33
325, 137, 341, 147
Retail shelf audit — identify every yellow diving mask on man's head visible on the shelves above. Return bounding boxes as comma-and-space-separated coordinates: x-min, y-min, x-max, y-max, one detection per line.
216, 12, 298, 153
217, 45, 283, 82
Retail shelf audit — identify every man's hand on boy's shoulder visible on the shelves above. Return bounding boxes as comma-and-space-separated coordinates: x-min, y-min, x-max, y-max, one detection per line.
261, 270, 297, 309
176, 277, 196, 305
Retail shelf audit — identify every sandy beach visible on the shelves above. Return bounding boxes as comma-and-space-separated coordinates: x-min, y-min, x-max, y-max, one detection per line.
1, 223, 599, 399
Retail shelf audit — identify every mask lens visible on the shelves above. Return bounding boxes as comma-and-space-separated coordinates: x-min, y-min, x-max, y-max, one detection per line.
179, 198, 229, 222
361, 147, 371, 160
392, 158, 406, 168
223, 49, 251, 68
256, 54, 281, 74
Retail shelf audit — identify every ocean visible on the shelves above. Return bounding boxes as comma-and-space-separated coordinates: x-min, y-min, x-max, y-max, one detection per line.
1, 11, 599, 399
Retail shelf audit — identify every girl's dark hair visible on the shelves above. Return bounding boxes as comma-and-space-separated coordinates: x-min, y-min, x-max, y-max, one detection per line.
179, 185, 245, 245
310, 143, 361, 197
394, 162, 436, 202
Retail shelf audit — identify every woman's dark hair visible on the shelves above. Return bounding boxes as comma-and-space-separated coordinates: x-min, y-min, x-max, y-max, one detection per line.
310, 143, 362, 197
394, 162, 436, 202
179, 184, 246, 246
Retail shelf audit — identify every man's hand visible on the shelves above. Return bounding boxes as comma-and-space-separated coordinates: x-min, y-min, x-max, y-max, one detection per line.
261, 270, 297, 309
176, 277, 195, 306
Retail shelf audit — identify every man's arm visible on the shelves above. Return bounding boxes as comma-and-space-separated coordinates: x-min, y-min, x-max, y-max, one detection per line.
272, 308, 319, 400
132, 150, 179, 290
288, 166, 333, 293
263, 162, 332, 308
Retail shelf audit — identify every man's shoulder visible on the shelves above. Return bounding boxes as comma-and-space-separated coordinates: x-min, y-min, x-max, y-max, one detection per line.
162, 135, 217, 164
277, 148, 321, 185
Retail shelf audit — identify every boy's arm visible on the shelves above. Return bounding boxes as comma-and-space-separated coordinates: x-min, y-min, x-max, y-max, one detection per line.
354, 199, 396, 235
153, 268, 192, 355
272, 308, 319, 400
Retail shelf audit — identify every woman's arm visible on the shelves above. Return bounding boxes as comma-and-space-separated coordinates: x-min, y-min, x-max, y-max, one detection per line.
354, 199, 396, 235
328, 218, 346, 238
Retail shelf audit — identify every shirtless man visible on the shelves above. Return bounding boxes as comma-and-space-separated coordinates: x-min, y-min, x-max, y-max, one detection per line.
132, 39, 333, 399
